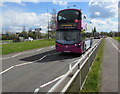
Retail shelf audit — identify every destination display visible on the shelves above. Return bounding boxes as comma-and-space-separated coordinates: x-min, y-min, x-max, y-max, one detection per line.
58, 23, 78, 29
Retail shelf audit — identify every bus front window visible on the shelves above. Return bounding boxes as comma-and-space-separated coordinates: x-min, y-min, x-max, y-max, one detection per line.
56, 30, 80, 44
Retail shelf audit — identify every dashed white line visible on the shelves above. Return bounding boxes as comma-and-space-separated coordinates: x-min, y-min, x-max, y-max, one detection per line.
37, 49, 41, 52
38, 55, 47, 61
11, 53, 22, 58
109, 39, 120, 52
15, 62, 34, 67
0, 66, 14, 75
22, 51, 35, 54
51, 46, 54, 48
1, 57, 10, 60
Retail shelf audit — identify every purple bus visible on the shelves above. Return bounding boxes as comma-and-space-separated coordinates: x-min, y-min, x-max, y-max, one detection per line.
55, 9, 92, 53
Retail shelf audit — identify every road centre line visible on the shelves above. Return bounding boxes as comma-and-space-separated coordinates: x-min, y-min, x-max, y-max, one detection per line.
0, 66, 14, 75
109, 39, 120, 52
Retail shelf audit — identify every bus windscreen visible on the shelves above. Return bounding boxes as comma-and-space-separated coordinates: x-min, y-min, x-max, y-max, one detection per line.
56, 30, 80, 44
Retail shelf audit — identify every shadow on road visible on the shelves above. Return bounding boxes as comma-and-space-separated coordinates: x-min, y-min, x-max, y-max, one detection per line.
19, 50, 81, 63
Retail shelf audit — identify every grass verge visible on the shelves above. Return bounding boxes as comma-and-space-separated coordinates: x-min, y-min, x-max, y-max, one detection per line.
2, 38, 55, 55
113, 37, 120, 42
81, 39, 104, 92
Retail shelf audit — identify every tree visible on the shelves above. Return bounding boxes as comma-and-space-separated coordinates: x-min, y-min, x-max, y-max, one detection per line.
49, 8, 57, 32
92, 27, 97, 36
20, 31, 28, 38
28, 28, 32, 32
22, 26, 26, 32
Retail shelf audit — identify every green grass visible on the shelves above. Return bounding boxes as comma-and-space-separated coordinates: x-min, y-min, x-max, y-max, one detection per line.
113, 37, 120, 42
2, 38, 55, 55
81, 39, 104, 92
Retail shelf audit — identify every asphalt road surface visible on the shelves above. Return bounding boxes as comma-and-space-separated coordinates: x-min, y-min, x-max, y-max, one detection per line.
101, 38, 119, 92
2, 39, 99, 92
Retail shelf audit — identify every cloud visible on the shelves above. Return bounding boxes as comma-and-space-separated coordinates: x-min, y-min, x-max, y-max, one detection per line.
91, 19, 118, 32
1, 0, 41, 6
89, 0, 118, 18
52, 0, 68, 6
2, 10, 52, 33
0, 2, 6, 7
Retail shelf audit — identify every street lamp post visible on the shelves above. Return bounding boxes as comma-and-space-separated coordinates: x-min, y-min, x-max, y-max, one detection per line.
47, 9, 49, 39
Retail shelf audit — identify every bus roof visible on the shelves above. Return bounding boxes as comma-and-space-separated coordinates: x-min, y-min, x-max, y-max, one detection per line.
58, 9, 82, 13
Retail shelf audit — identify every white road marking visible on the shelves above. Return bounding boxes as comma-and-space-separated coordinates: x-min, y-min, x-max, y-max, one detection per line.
0, 66, 14, 75
34, 88, 39, 94
11, 53, 21, 58
1, 57, 10, 60
109, 39, 120, 52
38, 55, 46, 61
3, 45, 55, 60
15, 62, 34, 67
37, 49, 41, 52
51, 46, 54, 48
22, 51, 35, 54
1, 46, 52, 60
40, 74, 65, 88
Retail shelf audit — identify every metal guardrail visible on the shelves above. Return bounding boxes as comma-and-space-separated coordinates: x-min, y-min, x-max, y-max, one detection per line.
48, 39, 102, 93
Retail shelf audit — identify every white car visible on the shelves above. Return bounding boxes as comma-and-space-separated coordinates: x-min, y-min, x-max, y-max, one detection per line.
24, 37, 33, 41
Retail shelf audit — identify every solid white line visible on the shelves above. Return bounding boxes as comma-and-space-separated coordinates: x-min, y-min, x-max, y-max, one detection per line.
15, 62, 34, 67
109, 39, 120, 52
61, 70, 80, 92
0, 66, 14, 75
40, 74, 65, 88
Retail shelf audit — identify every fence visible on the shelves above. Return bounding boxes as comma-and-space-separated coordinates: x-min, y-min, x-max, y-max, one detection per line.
48, 39, 102, 93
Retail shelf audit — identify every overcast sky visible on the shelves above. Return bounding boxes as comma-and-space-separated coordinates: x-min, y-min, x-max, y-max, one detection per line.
0, 0, 119, 33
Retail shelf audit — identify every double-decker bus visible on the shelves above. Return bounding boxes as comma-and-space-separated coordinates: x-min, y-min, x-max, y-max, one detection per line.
55, 9, 92, 53
94, 32, 101, 39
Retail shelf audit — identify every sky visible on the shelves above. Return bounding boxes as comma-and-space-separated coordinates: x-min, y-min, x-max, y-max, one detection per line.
0, 0, 119, 33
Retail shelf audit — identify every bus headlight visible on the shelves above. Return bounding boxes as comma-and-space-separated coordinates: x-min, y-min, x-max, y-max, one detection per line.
77, 44, 81, 48
75, 44, 77, 46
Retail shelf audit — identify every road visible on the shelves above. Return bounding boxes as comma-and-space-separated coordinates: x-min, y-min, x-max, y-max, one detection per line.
101, 38, 119, 92
2, 39, 99, 92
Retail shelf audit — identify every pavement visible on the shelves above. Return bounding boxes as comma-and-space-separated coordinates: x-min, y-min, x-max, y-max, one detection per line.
1, 39, 99, 92
101, 38, 119, 92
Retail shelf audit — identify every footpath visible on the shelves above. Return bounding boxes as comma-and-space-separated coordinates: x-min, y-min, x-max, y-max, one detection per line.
101, 38, 118, 93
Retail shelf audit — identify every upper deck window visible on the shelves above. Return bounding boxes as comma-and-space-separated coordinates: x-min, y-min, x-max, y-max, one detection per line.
57, 10, 81, 21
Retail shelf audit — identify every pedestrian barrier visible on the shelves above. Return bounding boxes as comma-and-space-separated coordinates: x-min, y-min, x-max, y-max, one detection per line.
48, 39, 102, 93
